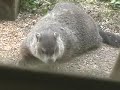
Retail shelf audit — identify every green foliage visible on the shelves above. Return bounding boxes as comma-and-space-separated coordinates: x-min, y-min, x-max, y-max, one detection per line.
110, 0, 120, 9
20, 0, 83, 15
20, 0, 119, 15
98, 0, 120, 9
20, 0, 57, 15
20, 0, 39, 12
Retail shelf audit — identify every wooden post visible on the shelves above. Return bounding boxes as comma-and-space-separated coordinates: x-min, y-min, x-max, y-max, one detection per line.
0, 0, 20, 20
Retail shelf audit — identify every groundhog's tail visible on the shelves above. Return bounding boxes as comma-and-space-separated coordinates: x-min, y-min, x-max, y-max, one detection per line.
99, 30, 120, 48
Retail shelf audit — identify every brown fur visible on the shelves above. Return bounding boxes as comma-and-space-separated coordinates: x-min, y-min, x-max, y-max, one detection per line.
19, 2, 120, 67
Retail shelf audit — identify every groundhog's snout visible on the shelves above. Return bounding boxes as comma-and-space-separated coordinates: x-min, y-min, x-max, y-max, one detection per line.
47, 59, 56, 63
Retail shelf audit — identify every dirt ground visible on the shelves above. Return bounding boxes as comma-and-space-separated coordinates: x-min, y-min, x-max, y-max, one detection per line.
0, 1, 120, 79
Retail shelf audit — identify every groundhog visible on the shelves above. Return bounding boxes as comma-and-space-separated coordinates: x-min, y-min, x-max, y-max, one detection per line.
19, 2, 120, 66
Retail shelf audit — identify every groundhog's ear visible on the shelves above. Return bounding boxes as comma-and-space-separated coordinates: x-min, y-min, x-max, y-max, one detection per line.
36, 33, 41, 42
54, 32, 60, 39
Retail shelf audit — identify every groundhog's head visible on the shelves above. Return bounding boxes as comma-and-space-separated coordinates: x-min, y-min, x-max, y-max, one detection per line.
35, 32, 64, 63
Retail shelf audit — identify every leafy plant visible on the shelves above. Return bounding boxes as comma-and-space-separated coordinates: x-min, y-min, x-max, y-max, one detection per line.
110, 0, 120, 9
20, 0, 57, 15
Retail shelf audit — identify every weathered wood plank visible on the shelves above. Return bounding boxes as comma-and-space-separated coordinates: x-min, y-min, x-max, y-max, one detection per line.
0, 0, 20, 20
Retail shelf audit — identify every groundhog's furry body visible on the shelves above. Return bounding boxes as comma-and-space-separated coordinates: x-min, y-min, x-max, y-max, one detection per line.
19, 2, 120, 65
